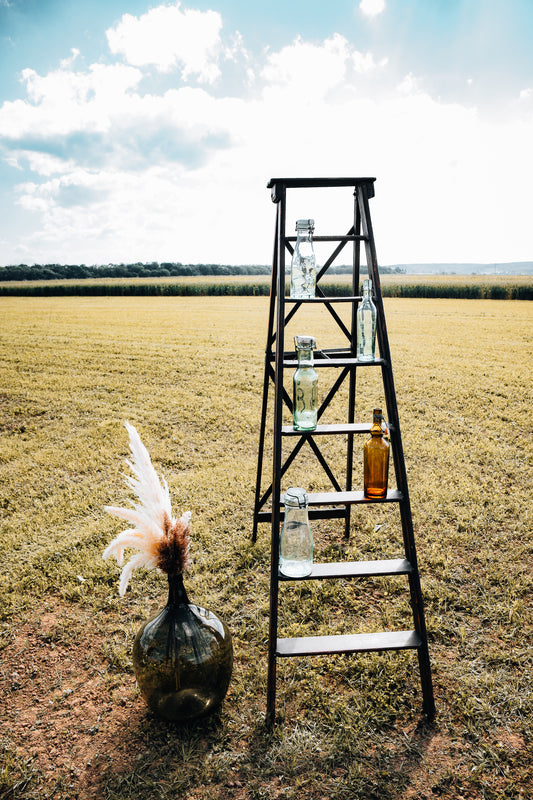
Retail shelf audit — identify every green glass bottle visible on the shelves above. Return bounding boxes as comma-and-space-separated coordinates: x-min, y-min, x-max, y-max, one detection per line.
290, 219, 316, 298
357, 278, 377, 361
293, 335, 318, 431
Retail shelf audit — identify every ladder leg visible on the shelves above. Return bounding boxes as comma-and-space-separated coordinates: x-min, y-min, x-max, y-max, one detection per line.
266, 190, 286, 725
253, 211, 279, 541
417, 640, 436, 719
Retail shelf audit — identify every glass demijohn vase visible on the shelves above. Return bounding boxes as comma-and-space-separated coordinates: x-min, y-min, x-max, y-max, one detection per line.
132, 572, 233, 723
290, 219, 316, 298
363, 408, 390, 499
279, 487, 313, 578
357, 278, 377, 361
293, 335, 318, 431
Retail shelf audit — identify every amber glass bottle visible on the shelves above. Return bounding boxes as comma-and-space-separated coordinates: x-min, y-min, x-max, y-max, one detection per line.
364, 408, 390, 499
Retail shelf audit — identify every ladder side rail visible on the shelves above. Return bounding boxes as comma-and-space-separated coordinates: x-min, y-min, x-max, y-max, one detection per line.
358, 185, 435, 718
344, 193, 362, 536
253, 214, 280, 541
357, 185, 411, 552
267, 184, 287, 724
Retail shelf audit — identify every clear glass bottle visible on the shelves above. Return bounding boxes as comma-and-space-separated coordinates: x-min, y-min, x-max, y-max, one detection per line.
293, 335, 318, 431
290, 219, 316, 298
357, 278, 377, 361
364, 408, 390, 499
279, 487, 313, 578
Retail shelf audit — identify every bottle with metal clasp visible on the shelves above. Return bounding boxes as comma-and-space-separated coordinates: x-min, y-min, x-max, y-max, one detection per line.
279, 487, 313, 578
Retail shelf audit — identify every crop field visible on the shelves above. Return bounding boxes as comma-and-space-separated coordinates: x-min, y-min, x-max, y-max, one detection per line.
1, 272, 532, 301
0, 294, 532, 799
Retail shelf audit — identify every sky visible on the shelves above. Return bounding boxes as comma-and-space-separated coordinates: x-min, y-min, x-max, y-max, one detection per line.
0, 0, 532, 267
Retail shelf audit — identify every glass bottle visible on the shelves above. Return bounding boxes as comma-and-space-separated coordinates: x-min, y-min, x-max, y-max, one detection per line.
279, 487, 313, 578
363, 408, 390, 499
293, 335, 318, 431
290, 219, 316, 298
357, 278, 377, 361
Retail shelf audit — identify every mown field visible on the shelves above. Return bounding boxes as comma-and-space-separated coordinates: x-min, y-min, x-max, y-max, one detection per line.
0, 294, 532, 800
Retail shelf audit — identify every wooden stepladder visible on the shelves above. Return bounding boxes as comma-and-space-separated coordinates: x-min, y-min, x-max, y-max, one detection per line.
253, 177, 435, 725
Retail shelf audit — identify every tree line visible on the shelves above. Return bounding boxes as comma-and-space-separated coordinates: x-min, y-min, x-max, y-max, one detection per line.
0, 262, 406, 282
0, 262, 271, 281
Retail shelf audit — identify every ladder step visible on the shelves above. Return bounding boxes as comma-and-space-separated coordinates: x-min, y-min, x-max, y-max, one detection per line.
282, 489, 403, 506
283, 357, 387, 368
279, 558, 413, 581
282, 422, 371, 435
277, 630, 422, 657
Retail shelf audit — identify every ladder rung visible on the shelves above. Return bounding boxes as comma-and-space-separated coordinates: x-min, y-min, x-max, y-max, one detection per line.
285, 296, 362, 304
277, 630, 422, 657
255, 507, 348, 523
286, 235, 366, 242
282, 489, 403, 506
283, 357, 386, 368
279, 558, 413, 581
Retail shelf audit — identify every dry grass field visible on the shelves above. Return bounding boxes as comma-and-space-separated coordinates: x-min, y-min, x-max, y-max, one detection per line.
0, 294, 532, 799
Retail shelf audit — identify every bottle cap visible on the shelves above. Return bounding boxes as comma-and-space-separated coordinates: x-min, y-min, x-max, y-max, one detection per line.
284, 487, 308, 508
295, 219, 314, 231
294, 334, 317, 350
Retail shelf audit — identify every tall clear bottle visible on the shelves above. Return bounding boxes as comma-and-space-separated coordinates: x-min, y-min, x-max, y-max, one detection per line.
293, 335, 318, 431
363, 408, 390, 499
290, 219, 316, 298
279, 487, 313, 578
357, 278, 377, 361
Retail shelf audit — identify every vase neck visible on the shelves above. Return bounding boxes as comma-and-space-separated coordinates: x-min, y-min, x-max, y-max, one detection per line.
167, 572, 189, 606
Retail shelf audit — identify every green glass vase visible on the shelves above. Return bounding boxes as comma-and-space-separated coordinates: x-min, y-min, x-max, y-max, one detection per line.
132, 572, 233, 722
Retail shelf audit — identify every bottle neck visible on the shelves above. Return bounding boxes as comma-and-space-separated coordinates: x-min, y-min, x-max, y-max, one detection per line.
167, 572, 189, 607
370, 421, 383, 436
284, 503, 310, 525
296, 348, 314, 367
371, 410, 385, 436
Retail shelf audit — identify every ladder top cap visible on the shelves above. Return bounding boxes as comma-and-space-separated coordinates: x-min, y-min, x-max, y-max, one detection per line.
267, 177, 376, 188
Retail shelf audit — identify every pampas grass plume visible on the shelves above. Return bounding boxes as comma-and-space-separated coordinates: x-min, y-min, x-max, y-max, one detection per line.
103, 421, 191, 596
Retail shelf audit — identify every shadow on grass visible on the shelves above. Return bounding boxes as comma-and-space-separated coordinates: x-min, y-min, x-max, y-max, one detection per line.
89, 695, 443, 800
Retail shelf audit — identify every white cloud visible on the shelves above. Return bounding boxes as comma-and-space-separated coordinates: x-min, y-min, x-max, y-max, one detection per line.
106, 2, 223, 82
262, 34, 349, 95
0, 63, 142, 141
0, 4, 532, 266
359, 0, 386, 19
